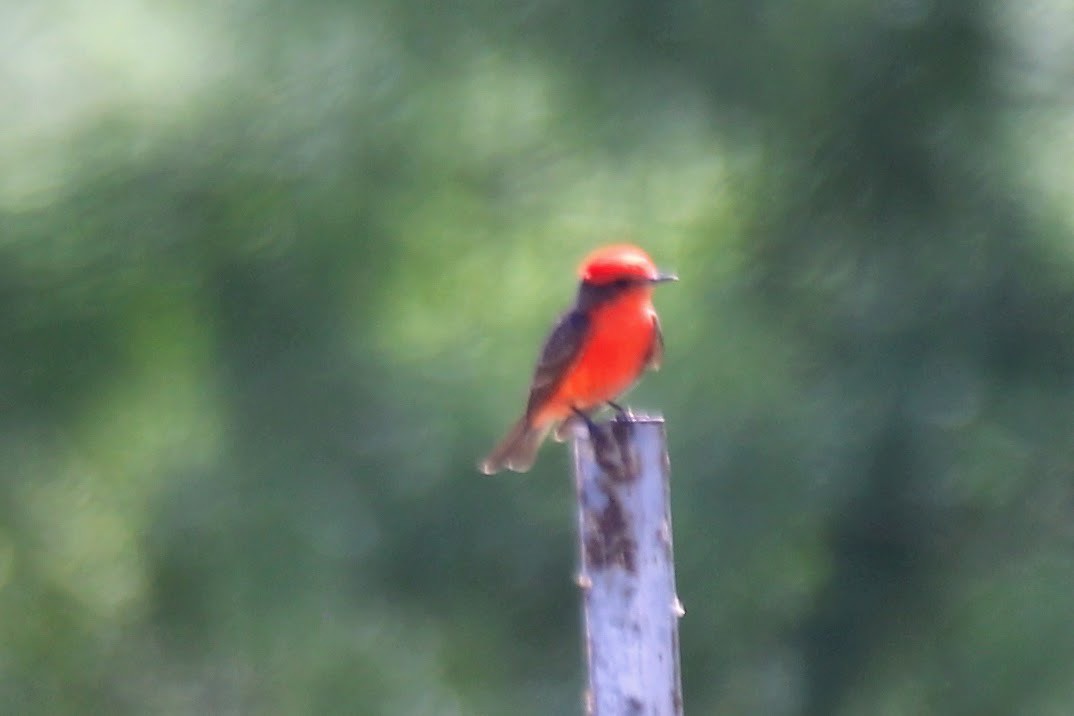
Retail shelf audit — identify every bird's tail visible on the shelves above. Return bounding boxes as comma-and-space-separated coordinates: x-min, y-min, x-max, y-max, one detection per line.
479, 417, 548, 474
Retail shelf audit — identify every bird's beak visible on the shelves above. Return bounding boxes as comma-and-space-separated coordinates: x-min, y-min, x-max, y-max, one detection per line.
651, 271, 679, 284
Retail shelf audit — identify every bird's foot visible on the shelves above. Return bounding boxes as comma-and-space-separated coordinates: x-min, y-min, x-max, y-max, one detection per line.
607, 400, 634, 423
575, 407, 635, 479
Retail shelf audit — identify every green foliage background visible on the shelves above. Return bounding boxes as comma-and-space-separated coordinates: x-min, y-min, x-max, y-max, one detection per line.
4, 1, 1074, 713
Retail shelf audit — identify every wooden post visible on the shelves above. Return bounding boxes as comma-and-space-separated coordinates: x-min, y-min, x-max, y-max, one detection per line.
572, 416, 684, 715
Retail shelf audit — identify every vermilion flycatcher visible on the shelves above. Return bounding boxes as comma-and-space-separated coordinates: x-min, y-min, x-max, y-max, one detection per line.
480, 244, 677, 474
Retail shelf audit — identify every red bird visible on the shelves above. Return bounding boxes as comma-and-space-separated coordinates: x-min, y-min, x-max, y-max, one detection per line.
480, 244, 677, 474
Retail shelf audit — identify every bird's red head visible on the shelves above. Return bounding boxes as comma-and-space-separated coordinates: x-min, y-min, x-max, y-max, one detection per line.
578, 244, 677, 286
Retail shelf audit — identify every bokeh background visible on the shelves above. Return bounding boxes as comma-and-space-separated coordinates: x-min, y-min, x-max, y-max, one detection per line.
4, 0, 1074, 714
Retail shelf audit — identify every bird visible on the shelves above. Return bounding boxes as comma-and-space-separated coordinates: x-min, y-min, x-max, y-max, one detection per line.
479, 244, 677, 474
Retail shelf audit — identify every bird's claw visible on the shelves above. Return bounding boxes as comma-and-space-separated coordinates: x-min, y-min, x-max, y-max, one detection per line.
607, 400, 634, 422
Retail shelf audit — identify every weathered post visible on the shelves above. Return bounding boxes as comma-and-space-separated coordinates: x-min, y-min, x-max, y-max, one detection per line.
572, 415, 684, 715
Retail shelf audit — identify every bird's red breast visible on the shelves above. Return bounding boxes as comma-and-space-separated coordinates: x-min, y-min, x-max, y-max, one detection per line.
531, 287, 658, 428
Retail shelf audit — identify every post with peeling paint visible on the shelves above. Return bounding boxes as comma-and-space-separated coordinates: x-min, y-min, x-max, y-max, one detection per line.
572, 415, 684, 716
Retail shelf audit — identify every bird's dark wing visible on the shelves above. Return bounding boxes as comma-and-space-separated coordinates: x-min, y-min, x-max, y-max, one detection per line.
524, 309, 589, 418
645, 313, 664, 370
